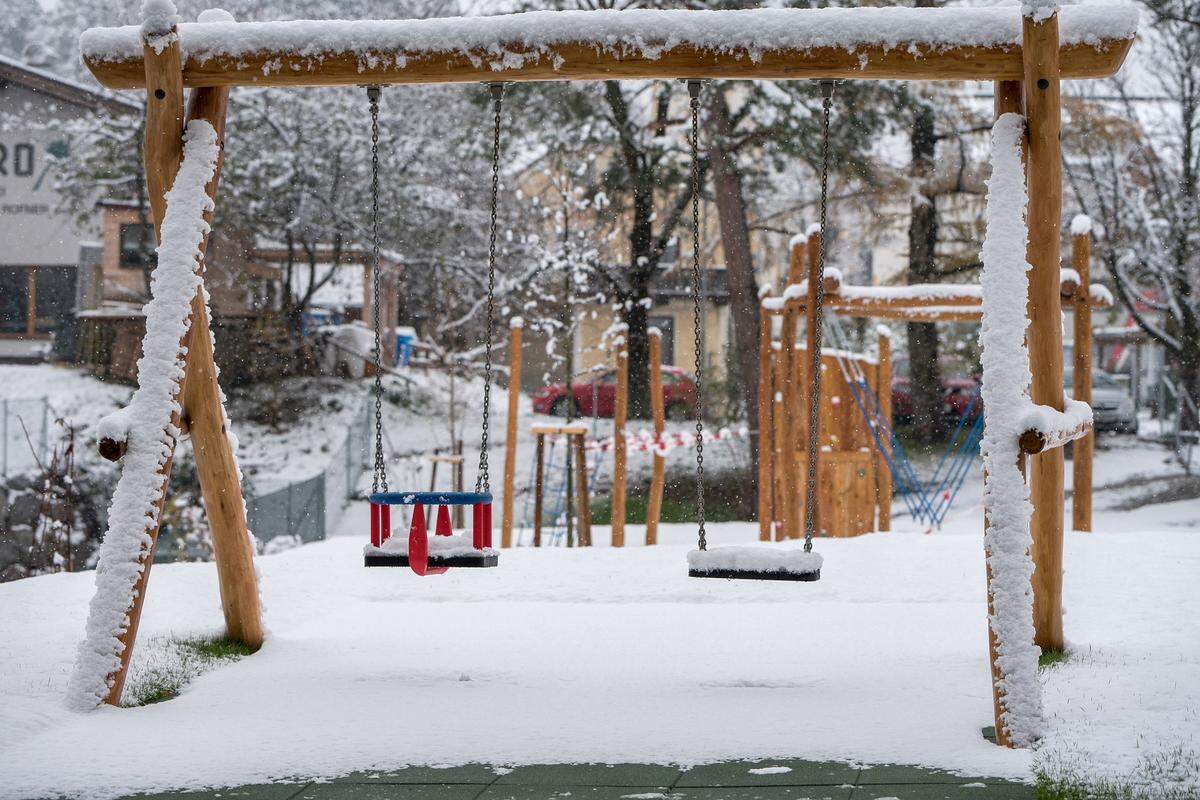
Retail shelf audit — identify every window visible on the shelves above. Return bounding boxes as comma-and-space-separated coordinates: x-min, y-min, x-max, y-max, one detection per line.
119, 223, 155, 270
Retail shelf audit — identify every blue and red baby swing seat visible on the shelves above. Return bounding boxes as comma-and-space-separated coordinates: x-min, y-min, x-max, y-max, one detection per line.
364, 492, 498, 575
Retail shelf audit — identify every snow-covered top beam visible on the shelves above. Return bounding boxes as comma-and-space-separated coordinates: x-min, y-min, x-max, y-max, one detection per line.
80, 6, 1137, 90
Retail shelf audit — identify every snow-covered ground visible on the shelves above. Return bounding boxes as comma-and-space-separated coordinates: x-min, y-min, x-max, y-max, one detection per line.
2, 364, 1197, 798
1, 492, 1197, 799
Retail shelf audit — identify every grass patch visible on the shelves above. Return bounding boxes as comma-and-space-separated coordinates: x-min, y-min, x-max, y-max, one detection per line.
1035, 746, 1200, 800
590, 492, 743, 525
187, 637, 258, 661
121, 635, 256, 707
588, 467, 754, 526
1039, 649, 1070, 669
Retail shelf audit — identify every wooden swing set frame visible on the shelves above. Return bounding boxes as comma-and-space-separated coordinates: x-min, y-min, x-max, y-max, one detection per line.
83, 7, 1131, 748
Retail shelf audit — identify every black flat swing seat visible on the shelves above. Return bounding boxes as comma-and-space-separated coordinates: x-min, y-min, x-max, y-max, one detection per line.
686, 546, 822, 582
366, 491, 498, 575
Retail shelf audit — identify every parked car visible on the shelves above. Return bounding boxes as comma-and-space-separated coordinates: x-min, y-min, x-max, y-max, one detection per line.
532, 366, 698, 419
892, 376, 982, 423
892, 371, 1135, 433
1067, 370, 1137, 433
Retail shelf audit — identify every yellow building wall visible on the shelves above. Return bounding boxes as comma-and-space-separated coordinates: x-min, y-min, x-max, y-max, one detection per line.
574, 300, 728, 381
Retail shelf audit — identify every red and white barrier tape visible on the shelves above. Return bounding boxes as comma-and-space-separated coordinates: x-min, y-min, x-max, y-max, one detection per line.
551, 425, 750, 457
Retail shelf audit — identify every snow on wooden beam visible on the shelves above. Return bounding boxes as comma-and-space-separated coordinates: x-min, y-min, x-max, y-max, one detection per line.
80, 6, 1136, 90
1019, 418, 1093, 455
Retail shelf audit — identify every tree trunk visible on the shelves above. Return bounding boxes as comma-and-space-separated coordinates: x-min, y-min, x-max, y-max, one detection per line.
906, 97, 944, 445
706, 87, 761, 498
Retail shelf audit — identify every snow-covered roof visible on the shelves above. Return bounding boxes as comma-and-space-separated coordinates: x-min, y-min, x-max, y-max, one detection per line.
0, 53, 139, 114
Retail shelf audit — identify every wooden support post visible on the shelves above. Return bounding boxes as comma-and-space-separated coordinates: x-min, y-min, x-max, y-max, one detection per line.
983, 77, 1026, 749
100, 26, 188, 707
875, 329, 893, 531
983, 455, 1024, 750
572, 433, 592, 547
779, 240, 806, 540
646, 330, 666, 545
1023, 11, 1067, 653
180, 82, 264, 655
802, 228, 823, 543
1071, 228, 1093, 532
533, 432, 545, 547
611, 338, 629, 547
771, 338, 787, 542
501, 320, 523, 547
757, 311, 774, 541
25, 267, 37, 337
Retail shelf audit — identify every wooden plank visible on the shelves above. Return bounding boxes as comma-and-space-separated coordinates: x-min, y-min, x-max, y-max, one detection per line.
501, 322, 523, 548
1071, 230, 1093, 532
875, 330, 893, 532
84, 36, 1134, 90
530, 423, 589, 436
179, 83, 264, 656
646, 330, 666, 546
611, 343, 629, 548
1023, 10, 1067, 654
757, 311, 774, 541
101, 25, 188, 708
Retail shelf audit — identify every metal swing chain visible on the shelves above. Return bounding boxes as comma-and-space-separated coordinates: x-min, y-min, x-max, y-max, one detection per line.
367, 85, 388, 495
687, 79, 708, 552
476, 82, 505, 494
803, 80, 836, 554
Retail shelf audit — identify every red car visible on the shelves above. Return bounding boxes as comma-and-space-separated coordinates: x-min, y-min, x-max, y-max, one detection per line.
892, 376, 982, 423
532, 366, 698, 419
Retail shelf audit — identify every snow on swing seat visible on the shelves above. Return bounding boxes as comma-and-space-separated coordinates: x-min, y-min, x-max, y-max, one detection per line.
364, 532, 499, 569
364, 494, 497, 572
687, 546, 823, 582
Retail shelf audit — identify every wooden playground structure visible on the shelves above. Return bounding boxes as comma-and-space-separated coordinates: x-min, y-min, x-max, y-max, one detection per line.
79, 3, 1133, 749
499, 323, 673, 550
757, 230, 1111, 542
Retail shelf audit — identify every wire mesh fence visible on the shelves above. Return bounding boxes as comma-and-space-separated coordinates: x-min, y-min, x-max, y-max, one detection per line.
2, 397, 50, 478
245, 399, 370, 544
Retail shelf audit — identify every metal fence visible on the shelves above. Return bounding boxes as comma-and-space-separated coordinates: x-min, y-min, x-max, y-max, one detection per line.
245, 399, 370, 544
2, 397, 50, 478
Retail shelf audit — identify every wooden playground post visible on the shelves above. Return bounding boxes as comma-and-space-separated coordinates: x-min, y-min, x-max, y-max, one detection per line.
757, 310, 774, 541
611, 336, 629, 547
533, 431, 545, 547
572, 433, 592, 547
646, 329, 666, 545
1072, 229, 1094, 532
778, 239, 806, 540
875, 328, 893, 531
101, 24, 189, 708
771, 337, 787, 541
1023, 9, 1068, 653
501, 319, 523, 547
985, 78, 1025, 750
803, 228, 823, 540
106, 21, 265, 705
180, 83, 263, 655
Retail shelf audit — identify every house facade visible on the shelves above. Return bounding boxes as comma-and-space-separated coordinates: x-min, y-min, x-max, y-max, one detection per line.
0, 55, 139, 351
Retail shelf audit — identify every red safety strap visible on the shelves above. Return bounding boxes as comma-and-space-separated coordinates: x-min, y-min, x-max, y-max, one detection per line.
435, 504, 453, 536
370, 502, 381, 548
408, 503, 447, 576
